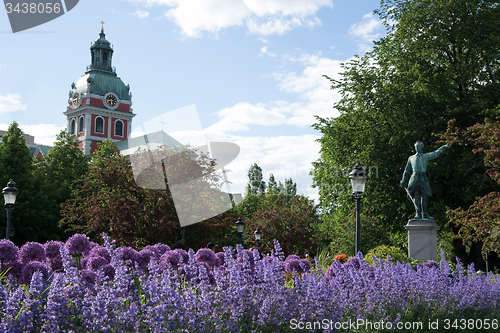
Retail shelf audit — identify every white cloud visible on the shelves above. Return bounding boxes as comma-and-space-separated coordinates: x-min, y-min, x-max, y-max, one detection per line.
199, 130, 321, 201
0, 123, 64, 146
126, 0, 332, 37
0, 94, 27, 113
260, 46, 277, 57
133, 10, 149, 19
208, 53, 344, 132
348, 13, 383, 53
19, 124, 66, 145
348, 13, 383, 41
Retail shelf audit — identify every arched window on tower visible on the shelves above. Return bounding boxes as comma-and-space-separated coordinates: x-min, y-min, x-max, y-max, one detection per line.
103, 52, 108, 66
70, 119, 75, 135
115, 120, 123, 137
78, 116, 84, 133
95, 117, 104, 134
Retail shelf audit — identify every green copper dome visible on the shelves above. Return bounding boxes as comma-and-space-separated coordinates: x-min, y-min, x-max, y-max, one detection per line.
69, 29, 131, 101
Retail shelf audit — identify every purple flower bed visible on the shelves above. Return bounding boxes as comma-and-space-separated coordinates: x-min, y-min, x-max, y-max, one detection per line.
0, 235, 499, 332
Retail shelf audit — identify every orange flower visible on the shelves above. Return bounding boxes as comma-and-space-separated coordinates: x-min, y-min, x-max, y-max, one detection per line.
335, 254, 348, 263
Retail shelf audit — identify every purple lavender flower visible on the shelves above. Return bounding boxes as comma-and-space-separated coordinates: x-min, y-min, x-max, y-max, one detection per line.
44, 240, 64, 260
347, 257, 361, 270
0, 239, 19, 264
81, 269, 98, 285
116, 246, 139, 263
160, 250, 182, 270
196, 248, 217, 268
237, 249, 255, 270
65, 233, 91, 255
87, 256, 108, 270
19, 242, 46, 264
299, 259, 311, 272
19, 261, 49, 285
215, 252, 225, 267
87, 245, 112, 263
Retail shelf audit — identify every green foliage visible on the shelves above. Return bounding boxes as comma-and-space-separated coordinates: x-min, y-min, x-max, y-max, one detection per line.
364, 245, 411, 266
0, 122, 54, 243
60, 140, 236, 249
440, 117, 500, 256
243, 194, 321, 256
312, 0, 500, 265
245, 163, 266, 196
319, 210, 392, 257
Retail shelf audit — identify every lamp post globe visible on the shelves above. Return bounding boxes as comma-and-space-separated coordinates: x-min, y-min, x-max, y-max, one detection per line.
349, 162, 367, 255
235, 217, 245, 245
2, 180, 18, 240
254, 227, 262, 249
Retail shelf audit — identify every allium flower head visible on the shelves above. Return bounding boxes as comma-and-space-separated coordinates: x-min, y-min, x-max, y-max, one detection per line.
137, 249, 155, 269
88, 246, 112, 263
49, 257, 63, 272
285, 259, 310, 274
285, 254, 301, 262
100, 264, 115, 280
44, 240, 64, 260
0, 239, 19, 264
87, 256, 108, 270
116, 246, 139, 263
153, 243, 171, 256
65, 234, 91, 255
196, 248, 216, 268
20, 261, 49, 285
160, 251, 182, 270
173, 248, 189, 264
215, 252, 225, 267
347, 257, 361, 270
4, 260, 24, 280
19, 242, 46, 264
81, 269, 98, 285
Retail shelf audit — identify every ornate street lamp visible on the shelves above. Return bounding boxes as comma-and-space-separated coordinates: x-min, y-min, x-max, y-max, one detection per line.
236, 217, 245, 245
254, 227, 262, 249
349, 162, 367, 255
2, 180, 18, 240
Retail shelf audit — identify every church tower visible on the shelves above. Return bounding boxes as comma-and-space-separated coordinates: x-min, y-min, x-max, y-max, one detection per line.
64, 26, 135, 154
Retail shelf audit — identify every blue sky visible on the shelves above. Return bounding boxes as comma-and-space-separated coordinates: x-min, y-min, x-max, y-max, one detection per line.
0, 0, 385, 201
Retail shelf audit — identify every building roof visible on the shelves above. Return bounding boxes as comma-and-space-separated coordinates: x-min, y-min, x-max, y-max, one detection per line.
115, 130, 185, 156
36, 145, 52, 157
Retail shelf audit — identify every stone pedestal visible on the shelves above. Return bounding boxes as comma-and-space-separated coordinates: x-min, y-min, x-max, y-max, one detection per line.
405, 219, 440, 261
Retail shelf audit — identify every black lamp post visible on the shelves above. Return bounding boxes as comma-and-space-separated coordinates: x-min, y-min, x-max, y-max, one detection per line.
349, 162, 367, 255
2, 180, 18, 240
254, 227, 262, 249
236, 217, 245, 245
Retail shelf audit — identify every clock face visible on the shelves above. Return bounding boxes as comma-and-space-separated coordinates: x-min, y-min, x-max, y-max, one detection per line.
106, 94, 117, 107
72, 92, 81, 107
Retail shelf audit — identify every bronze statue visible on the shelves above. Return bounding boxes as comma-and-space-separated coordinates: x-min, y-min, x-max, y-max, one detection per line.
400, 141, 449, 219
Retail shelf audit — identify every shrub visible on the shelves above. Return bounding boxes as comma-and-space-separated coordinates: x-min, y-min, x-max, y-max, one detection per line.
365, 245, 411, 265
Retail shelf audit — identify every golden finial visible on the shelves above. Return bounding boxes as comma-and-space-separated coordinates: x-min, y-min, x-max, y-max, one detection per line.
100, 20, 105, 32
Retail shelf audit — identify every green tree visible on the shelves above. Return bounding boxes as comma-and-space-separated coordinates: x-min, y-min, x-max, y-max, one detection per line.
243, 195, 321, 256
267, 173, 278, 194
312, 0, 500, 264
60, 140, 236, 249
34, 130, 89, 238
245, 163, 266, 196
0, 122, 54, 243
